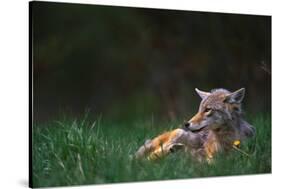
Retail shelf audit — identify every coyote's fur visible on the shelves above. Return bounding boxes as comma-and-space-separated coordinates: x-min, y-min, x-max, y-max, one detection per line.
135, 88, 255, 162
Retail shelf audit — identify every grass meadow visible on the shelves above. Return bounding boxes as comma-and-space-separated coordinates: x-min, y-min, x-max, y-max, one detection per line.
32, 113, 271, 187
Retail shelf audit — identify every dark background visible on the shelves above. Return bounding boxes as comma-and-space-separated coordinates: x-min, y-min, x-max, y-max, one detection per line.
32, 2, 271, 124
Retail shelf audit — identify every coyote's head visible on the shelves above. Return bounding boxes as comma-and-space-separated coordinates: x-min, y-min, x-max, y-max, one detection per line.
184, 88, 255, 138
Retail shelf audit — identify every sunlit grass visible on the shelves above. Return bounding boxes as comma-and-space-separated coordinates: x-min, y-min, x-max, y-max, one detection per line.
32, 114, 271, 187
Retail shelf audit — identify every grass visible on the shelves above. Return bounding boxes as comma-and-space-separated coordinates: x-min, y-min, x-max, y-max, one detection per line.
32, 114, 271, 188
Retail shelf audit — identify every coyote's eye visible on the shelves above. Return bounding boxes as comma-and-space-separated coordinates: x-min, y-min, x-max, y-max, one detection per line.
204, 108, 212, 116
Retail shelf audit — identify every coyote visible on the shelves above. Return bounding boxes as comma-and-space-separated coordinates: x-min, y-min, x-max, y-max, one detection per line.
135, 88, 255, 162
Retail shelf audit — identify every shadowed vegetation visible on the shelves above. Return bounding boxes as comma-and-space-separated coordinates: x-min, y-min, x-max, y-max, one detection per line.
32, 2, 271, 123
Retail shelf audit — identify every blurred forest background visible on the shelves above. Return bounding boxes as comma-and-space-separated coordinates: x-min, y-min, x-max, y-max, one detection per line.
32, 2, 271, 124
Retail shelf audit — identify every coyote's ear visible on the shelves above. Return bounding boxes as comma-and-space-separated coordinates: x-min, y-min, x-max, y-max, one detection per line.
225, 88, 245, 104
195, 88, 210, 99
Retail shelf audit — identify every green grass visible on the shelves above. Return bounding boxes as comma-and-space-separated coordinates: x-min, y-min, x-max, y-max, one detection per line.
32, 114, 271, 187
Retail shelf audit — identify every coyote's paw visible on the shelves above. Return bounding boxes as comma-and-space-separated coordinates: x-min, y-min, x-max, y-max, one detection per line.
134, 139, 152, 159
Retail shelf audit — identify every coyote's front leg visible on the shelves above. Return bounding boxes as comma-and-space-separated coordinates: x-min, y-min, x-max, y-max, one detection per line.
135, 128, 203, 160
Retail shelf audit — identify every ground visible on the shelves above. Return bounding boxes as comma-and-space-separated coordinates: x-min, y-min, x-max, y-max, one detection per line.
32, 114, 271, 187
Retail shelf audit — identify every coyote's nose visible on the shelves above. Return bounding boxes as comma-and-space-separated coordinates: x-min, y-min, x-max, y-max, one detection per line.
184, 122, 190, 128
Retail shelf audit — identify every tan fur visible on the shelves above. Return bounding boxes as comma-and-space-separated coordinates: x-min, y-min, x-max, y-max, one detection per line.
189, 112, 204, 125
